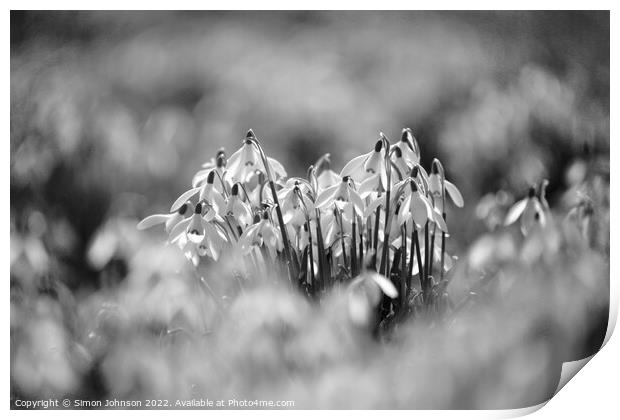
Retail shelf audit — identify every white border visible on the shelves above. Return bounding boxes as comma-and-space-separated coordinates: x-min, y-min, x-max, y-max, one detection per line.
4, 3, 616, 419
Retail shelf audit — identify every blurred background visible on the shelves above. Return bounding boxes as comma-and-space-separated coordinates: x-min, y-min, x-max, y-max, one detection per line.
10, 11, 609, 408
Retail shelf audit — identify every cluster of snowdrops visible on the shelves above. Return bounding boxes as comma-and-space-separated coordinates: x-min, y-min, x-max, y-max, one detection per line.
138, 128, 550, 323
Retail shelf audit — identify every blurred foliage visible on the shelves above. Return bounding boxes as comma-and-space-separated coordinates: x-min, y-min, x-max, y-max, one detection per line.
10, 11, 609, 408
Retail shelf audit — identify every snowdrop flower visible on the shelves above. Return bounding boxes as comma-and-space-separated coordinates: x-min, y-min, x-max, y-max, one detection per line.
320, 206, 351, 252
504, 185, 547, 235
170, 170, 226, 216
391, 128, 420, 167
226, 183, 253, 228
389, 146, 411, 181
278, 179, 315, 226
137, 201, 191, 234
397, 180, 447, 231
225, 131, 287, 184
193, 148, 227, 188
315, 176, 364, 217
195, 221, 228, 261
340, 139, 388, 188
239, 210, 283, 259
175, 216, 228, 263
169, 201, 222, 244
428, 159, 464, 209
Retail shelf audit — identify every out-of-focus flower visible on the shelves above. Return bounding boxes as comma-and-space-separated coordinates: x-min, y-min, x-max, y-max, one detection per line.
504, 185, 547, 235
347, 271, 398, 327
475, 190, 514, 231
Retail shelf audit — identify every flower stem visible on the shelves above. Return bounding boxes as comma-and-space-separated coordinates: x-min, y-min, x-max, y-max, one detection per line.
440, 212, 446, 281
351, 208, 358, 276
249, 134, 296, 284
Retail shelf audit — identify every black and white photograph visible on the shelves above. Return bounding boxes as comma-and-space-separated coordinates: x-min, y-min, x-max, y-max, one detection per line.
9, 7, 613, 412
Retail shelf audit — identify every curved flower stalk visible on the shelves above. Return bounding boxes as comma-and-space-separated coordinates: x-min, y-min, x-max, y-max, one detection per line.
244, 129, 297, 284
505, 184, 548, 235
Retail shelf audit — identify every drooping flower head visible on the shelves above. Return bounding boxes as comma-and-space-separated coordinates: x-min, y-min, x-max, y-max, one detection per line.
429, 158, 464, 211
505, 184, 547, 235
225, 130, 287, 184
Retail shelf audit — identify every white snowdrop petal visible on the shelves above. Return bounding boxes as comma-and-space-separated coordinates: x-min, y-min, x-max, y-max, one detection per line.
170, 187, 201, 212
137, 214, 169, 230
504, 199, 528, 226
445, 180, 464, 207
